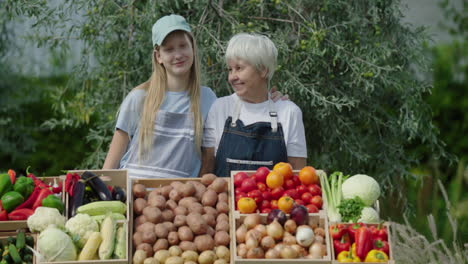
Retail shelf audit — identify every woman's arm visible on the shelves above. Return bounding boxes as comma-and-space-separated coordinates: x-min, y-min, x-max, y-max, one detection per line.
199, 147, 215, 176
288, 157, 307, 170
102, 129, 130, 169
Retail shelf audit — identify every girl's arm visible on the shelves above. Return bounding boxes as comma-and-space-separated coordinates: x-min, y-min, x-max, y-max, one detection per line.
102, 129, 130, 169
199, 147, 215, 176
288, 157, 306, 170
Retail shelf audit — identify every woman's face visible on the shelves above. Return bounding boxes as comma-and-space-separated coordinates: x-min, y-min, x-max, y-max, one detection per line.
156, 31, 194, 78
227, 58, 268, 103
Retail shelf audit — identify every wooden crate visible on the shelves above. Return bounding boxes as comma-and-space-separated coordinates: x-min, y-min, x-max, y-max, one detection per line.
129, 177, 234, 263
232, 211, 332, 264
230, 170, 326, 215
329, 222, 394, 264
0, 231, 37, 264
0, 176, 64, 231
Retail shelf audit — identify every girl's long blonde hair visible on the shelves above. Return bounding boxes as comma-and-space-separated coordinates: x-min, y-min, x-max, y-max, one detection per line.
137, 32, 202, 162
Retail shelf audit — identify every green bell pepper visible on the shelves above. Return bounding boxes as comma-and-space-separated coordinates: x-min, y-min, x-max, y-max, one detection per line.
13, 176, 34, 199
1, 191, 24, 212
41, 194, 64, 214
0, 174, 13, 198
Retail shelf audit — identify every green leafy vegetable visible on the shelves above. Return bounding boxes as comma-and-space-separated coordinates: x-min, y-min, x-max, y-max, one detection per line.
338, 197, 365, 223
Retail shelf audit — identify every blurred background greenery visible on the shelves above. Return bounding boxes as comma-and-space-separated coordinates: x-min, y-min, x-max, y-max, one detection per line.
1, 0, 466, 255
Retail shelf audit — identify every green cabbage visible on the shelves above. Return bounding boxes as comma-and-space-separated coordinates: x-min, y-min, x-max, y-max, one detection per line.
37, 225, 77, 261
341, 174, 381, 206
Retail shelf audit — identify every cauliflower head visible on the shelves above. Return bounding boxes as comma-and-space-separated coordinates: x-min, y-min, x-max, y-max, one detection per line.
342, 174, 381, 206
65, 213, 99, 248
358, 207, 380, 223
27, 207, 66, 233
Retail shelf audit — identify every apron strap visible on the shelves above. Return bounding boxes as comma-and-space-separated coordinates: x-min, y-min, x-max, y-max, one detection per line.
231, 95, 278, 132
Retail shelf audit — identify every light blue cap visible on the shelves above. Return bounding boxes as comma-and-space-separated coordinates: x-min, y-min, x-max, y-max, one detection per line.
152, 14, 191, 46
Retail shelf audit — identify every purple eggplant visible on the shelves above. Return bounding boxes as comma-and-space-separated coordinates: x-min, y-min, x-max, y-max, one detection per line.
267, 209, 287, 226
290, 205, 309, 225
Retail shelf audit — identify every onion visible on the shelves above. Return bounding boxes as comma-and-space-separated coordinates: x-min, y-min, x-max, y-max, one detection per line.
236, 224, 247, 243
291, 244, 307, 257
273, 243, 285, 253
314, 227, 325, 237
244, 214, 262, 229
237, 243, 247, 258
246, 229, 262, 242
245, 237, 258, 249
260, 236, 276, 249
265, 249, 280, 259
282, 235, 296, 245
246, 247, 264, 259
314, 235, 324, 244
296, 225, 315, 247
254, 224, 267, 237
309, 242, 324, 258
266, 220, 284, 240
280, 246, 298, 259
284, 219, 297, 234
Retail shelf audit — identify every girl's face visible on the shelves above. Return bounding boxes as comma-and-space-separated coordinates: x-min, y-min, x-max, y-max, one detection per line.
227, 58, 268, 102
156, 31, 194, 78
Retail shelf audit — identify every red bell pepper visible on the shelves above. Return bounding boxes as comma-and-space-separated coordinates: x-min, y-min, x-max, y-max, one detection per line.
330, 224, 347, 240
15, 186, 41, 210
334, 233, 351, 255
355, 226, 372, 260
8, 208, 34, 220
32, 188, 53, 210
348, 222, 365, 242
0, 210, 8, 221
373, 238, 390, 255
8, 169, 16, 185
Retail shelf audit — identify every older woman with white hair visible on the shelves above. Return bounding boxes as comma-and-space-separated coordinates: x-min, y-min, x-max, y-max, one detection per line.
200, 33, 307, 177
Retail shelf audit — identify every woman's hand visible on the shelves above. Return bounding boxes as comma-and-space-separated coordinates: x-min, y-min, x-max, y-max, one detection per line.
270, 86, 289, 102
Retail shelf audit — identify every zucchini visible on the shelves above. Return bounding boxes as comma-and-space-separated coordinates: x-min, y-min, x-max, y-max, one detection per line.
8, 244, 22, 264
113, 222, 126, 259
91, 213, 126, 224
15, 231, 25, 249
98, 215, 116, 259
77, 201, 126, 216
81, 171, 112, 201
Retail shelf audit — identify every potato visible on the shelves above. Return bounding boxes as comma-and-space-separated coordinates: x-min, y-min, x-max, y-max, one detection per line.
185, 261, 197, 264
143, 206, 163, 224
163, 221, 176, 232
148, 194, 166, 210
168, 245, 182, 256
178, 226, 194, 241
141, 230, 157, 245
201, 189, 218, 207
216, 201, 229, 214
165, 256, 184, 264
133, 183, 147, 198
160, 185, 173, 199
173, 206, 188, 216
153, 238, 169, 251
179, 183, 196, 197
194, 235, 215, 252
166, 199, 178, 210
133, 232, 143, 248
170, 181, 184, 189
137, 222, 156, 233
191, 181, 206, 200
187, 203, 204, 214
208, 178, 227, 193
206, 226, 215, 237
134, 215, 147, 228
133, 249, 147, 264
181, 250, 199, 262
203, 206, 218, 218
218, 192, 228, 203
187, 213, 208, 235
134, 198, 148, 215
178, 197, 197, 208
162, 209, 175, 222
168, 231, 179, 245
154, 223, 168, 238
198, 250, 216, 264
169, 189, 183, 202
214, 231, 230, 246
147, 189, 160, 202
179, 241, 197, 251
154, 250, 170, 264
201, 173, 217, 186
137, 243, 154, 257
214, 260, 227, 264
173, 215, 186, 227
215, 245, 230, 262
215, 221, 229, 232
143, 257, 158, 264
216, 213, 229, 223
202, 214, 216, 227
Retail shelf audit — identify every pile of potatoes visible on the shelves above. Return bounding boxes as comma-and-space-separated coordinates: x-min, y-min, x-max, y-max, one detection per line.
132, 174, 231, 264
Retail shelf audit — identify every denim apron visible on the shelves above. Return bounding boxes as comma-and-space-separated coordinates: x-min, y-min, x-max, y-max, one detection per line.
214, 98, 288, 177
123, 110, 199, 179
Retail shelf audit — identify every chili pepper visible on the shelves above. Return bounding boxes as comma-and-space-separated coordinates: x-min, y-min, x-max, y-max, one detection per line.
334, 234, 351, 255
13, 176, 35, 199
373, 238, 390, 255
337, 250, 361, 262
0, 210, 7, 221
41, 194, 65, 213
348, 222, 365, 242
355, 226, 373, 260
8, 208, 34, 221
1, 191, 24, 212
7, 169, 16, 185
65, 172, 80, 195
0, 173, 13, 198
32, 188, 53, 210
330, 224, 346, 240
15, 186, 40, 210
364, 249, 389, 262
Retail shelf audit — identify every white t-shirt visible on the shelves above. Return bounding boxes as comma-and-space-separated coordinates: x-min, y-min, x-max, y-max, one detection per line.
203, 93, 307, 158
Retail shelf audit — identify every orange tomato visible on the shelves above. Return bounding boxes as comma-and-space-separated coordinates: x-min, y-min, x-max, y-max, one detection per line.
237, 197, 257, 213
273, 162, 294, 180
278, 196, 295, 213
298, 166, 318, 185
266, 170, 284, 189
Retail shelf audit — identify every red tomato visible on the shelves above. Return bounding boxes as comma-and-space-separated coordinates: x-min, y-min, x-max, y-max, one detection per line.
301, 192, 313, 203
255, 167, 270, 183
270, 200, 279, 210
292, 175, 301, 186
248, 190, 263, 204
271, 187, 284, 200
235, 188, 243, 195
234, 172, 249, 188
261, 208, 272, 214
284, 179, 296, 189
284, 189, 299, 200
296, 184, 308, 196
310, 195, 323, 209
306, 204, 319, 213
262, 191, 272, 201
257, 182, 267, 192
308, 184, 322, 196
295, 199, 305, 206
235, 192, 247, 202
260, 200, 271, 210
241, 177, 257, 193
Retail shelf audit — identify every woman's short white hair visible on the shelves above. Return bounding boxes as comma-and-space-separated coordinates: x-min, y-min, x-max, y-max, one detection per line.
225, 33, 278, 81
